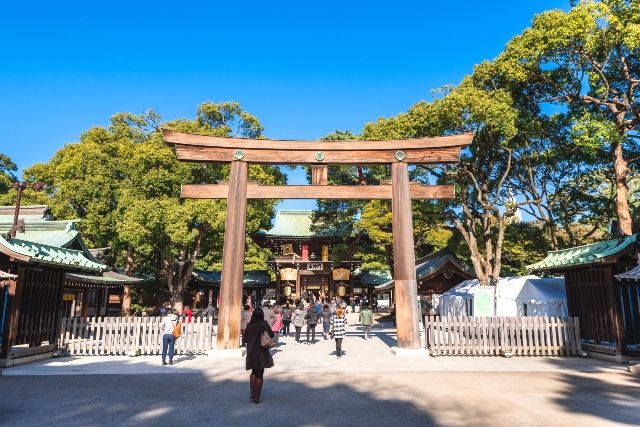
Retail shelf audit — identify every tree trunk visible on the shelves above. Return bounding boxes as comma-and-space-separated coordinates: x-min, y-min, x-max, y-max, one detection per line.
121, 246, 134, 316
612, 141, 633, 235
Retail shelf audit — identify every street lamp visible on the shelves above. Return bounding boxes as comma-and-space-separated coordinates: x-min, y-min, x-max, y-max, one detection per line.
7, 181, 47, 238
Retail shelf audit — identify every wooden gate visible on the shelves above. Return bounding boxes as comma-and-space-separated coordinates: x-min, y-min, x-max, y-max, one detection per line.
59, 316, 215, 356
425, 316, 582, 356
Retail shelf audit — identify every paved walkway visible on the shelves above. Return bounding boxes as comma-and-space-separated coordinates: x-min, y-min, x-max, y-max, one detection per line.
2, 313, 627, 376
1, 313, 638, 427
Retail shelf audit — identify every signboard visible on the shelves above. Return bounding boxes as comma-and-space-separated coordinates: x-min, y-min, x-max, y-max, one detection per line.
301, 244, 309, 261
332, 268, 350, 281
280, 268, 297, 281
473, 286, 495, 316
307, 262, 323, 271
322, 245, 329, 261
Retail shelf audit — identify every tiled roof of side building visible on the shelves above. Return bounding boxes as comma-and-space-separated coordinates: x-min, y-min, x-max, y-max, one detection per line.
0, 220, 81, 247
256, 210, 336, 237
616, 264, 640, 281
0, 235, 106, 272
527, 234, 638, 272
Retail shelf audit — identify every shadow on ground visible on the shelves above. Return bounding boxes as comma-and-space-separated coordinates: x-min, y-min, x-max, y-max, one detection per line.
0, 372, 436, 427
546, 358, 640, 425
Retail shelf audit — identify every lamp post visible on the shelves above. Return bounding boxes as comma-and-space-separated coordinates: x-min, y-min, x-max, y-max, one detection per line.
8, 181, 46, 238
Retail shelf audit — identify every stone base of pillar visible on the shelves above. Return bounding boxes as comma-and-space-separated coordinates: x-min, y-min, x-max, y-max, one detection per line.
391, 347, 429, 358
207, 347, 246, 358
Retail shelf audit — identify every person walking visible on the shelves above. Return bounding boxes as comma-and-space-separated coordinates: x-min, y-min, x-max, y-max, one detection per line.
350, 297, 356, 314
330, 307, 347, 358
304, 305, 319, 344
321, 304, 332, 340
292, 304, 305, 344
262, 301, 277, 329
241, 304, 252, 347
271, 306, 282, 344
160, 308, 179, 365
281, 303, 293, 336
359, 303, 374, 339
329, 298, 337, 315
244, 307, 275, 404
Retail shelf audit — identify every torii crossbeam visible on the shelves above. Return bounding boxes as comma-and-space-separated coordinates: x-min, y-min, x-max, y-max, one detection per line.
164, 129, 472, 352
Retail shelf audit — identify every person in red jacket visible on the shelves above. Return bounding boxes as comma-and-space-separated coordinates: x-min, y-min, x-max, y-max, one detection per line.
184, 306, 193, 323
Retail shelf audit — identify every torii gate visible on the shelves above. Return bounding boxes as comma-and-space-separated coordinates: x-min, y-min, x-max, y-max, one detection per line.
163, 129, 472, 353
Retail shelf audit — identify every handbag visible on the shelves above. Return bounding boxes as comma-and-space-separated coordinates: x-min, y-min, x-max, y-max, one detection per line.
172, 321, 182, 339
261, 330, 276, 348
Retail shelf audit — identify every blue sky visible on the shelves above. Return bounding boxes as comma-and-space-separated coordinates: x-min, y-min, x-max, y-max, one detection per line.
0, 1, 568, 210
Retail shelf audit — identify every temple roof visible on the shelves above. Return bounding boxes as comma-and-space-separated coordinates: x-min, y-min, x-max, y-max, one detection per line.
376, 249, 475, 291
191, 269, 271, 287
528, 234, 638, 272
616, 265, 640, 281
354, 270, 392, 286
0, 235, 105, 272
66, 270, 145, 288
256, 210, 336, 238
0, 220, 82, 248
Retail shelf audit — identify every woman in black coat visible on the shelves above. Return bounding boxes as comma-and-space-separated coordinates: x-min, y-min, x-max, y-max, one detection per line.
245, 307, 275, 403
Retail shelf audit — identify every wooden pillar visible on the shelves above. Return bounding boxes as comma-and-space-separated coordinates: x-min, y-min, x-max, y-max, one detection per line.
391, 162, 421, 349
311, 166, 328, 185
208, 288, 213, 306
275, 271, 281, 304
216, 160, 248, 350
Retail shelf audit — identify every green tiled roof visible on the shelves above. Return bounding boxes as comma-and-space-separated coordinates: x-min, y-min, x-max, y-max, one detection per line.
527, 234, 638, 272
257, 210, 335, 237
356, 269, 392, 286
66, 270, 144, 287
192, 269, 271, 287
0, 220, 81, 248
0, 235, 105, 272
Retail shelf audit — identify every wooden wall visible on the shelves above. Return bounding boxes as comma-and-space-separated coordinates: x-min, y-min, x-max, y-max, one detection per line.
1, 265, 65, 358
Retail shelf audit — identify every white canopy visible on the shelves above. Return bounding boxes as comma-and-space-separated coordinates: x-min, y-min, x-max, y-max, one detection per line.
439, 275, 567, 317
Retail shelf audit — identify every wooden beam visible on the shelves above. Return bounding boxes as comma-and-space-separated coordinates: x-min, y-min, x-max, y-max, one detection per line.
391, 162, 421, 349
163, 128, 473, 151
216, 161, 248, 350
311, 166, 328, 185
181, 183, 455, 200
174, 145, 462, 165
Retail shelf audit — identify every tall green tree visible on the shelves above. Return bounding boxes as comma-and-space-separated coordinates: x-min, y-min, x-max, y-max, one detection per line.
498, 0, 640, 235
26, 102, 285, 312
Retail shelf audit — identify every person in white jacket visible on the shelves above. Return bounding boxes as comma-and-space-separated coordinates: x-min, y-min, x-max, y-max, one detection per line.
160, 309, 179, 365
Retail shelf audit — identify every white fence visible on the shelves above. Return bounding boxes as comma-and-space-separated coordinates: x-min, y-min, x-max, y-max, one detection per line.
425, 316, 582, 356
59, 316, 215, 356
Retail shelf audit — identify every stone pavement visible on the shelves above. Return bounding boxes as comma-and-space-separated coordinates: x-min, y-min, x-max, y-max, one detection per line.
2, 313, 627, 376
1, 313, 638, 427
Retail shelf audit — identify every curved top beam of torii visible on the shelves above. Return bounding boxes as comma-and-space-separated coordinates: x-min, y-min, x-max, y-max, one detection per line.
162, 129, 473, 165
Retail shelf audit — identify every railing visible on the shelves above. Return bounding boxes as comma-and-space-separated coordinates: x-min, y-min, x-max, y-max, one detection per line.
425, 316, 582, 357
59, 316, 215, 356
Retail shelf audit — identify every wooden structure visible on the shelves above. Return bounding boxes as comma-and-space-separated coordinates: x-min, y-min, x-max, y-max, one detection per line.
0, 210, 141, 366
253, 210, 362, 303
164, 129, 471, 351
59, 316, 214, 356
376, 248, 476, 309
529, 234, 640, 358
425, 315, 582, 357
0, 214, 142, 318
189, 269, 271, 308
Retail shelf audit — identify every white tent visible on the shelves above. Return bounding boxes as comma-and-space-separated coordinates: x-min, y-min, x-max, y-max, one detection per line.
439, 275, 567, 317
